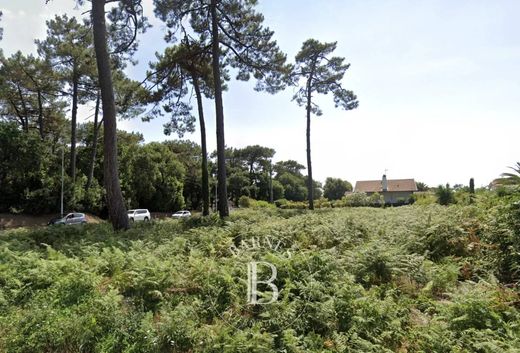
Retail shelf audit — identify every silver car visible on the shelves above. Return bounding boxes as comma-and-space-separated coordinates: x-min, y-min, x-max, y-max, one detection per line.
48, 213, 87, 225
127, 209, 151, 222
172, 210, 191, 219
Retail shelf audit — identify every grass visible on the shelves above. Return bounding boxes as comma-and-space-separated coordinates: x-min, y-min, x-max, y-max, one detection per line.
0, 204, 519, 352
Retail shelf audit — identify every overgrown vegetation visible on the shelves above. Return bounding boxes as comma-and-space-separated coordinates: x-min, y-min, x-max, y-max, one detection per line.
1, 192, 519, 352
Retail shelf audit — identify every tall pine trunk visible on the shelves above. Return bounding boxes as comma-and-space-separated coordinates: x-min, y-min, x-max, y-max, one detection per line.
37, 90, 44, 139
305, 76, 314, 210
192, 76, 210, 216
91, 0, 129, 230
70, 72, 78, 185
210, 0, 229, 218
86, 92, 101, 190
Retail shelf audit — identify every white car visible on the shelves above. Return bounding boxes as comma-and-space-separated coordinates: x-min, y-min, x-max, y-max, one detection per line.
172, 210, 191, 219
128, 209, 151, 222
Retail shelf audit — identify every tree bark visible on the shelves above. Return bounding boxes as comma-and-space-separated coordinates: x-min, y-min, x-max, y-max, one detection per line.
70, 71, 79, 185
91, 0, 129, 230
305, 76, 314, 210
37, 90, 44, 139
210, 0, 229, 218
17, 86, 29, 133
192, 75, 210, 216
86, 92, 101, 190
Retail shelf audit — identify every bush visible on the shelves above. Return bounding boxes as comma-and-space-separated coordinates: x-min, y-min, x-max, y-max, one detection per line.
368, 192, 385, 207
314, 197, 332, 208
274, 198, 288, 208
238, 196, 275, 209
413, 192, 437, 205
484, 198, 520, 283
344, 192, 370, 207
238, 195, 251, 208
280, 200, 308, 209
436, 183, 456, 205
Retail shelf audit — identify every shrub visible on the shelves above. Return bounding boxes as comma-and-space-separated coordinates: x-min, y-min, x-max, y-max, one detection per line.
484, 199, 520, 283
314, 197, 332, 208
413, 192, 437, 205
238, 196, 275, 209
254, 200, 275, 208
368, 192, 385, 207
280, 200, 308, 209
274, 198, 288, 208
436, 184, 456, 205
238, 195, 252, 208
344, 192, 369, 207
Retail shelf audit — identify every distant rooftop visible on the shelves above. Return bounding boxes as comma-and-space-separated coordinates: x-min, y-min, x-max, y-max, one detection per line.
354, 179, 417, 193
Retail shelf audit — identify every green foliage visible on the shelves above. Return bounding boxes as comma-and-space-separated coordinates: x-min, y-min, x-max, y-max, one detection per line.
292, 39, 358, 115
0, 124, 62, 213
413, 192, 437, 205
483, 198, 520, 283
314, 197, 332, 208
368, 192, 385, 207
0, 203, 519, 352
323, 177, 353, 200
276, 172, 307, 201
277, 200, 308, 209
238, 196, 275, 209
0, 51, 66, 135
436, 183, 456, 205
416, 181, 429, 192
129, 142, 186, 211
343, 192, 370, 207
291, 39, 358, 209
238, 195, 251, 208
498, 162, 520, 187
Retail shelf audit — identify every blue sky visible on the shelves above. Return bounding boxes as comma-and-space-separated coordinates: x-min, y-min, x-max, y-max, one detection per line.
1, 0, 519, 187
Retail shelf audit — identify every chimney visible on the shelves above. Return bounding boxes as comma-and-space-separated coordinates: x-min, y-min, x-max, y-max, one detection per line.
382, 174, 388, 192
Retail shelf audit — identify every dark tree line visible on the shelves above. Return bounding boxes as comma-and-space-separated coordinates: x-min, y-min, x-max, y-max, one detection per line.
0, 119, 350, 215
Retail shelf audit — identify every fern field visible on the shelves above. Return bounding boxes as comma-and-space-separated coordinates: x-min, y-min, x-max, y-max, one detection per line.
1, 202, 519, 352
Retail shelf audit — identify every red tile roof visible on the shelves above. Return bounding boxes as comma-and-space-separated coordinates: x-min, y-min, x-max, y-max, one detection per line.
354, 179, 417, 193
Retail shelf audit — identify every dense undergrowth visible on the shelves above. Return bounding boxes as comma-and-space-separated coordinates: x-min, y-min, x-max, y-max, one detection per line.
1, 199, 519, 352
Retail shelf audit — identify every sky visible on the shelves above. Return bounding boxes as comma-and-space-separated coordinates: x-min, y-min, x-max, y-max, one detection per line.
1, 0, 519, 187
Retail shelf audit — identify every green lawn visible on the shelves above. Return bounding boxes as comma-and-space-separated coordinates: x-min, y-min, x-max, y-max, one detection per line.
1, 205, 519, 352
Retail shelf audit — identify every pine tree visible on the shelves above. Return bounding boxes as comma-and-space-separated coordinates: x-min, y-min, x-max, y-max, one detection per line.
88, 0, 147, 230
91, 0, 127, 230
154, 0, 290, 218
291, 39, 358, 209
0, 52, 65, 138
469, 178, 475, 194
36, 15, 97, 185
147, 41, 212, 215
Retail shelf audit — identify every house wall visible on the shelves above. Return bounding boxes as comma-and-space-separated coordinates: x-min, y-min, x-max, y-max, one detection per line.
367, 191, 413, 204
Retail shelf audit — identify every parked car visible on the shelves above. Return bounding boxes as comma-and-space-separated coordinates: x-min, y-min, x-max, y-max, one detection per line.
127, 209, 151, 222
48, 213, 87, 226
172, 210, 191, 219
